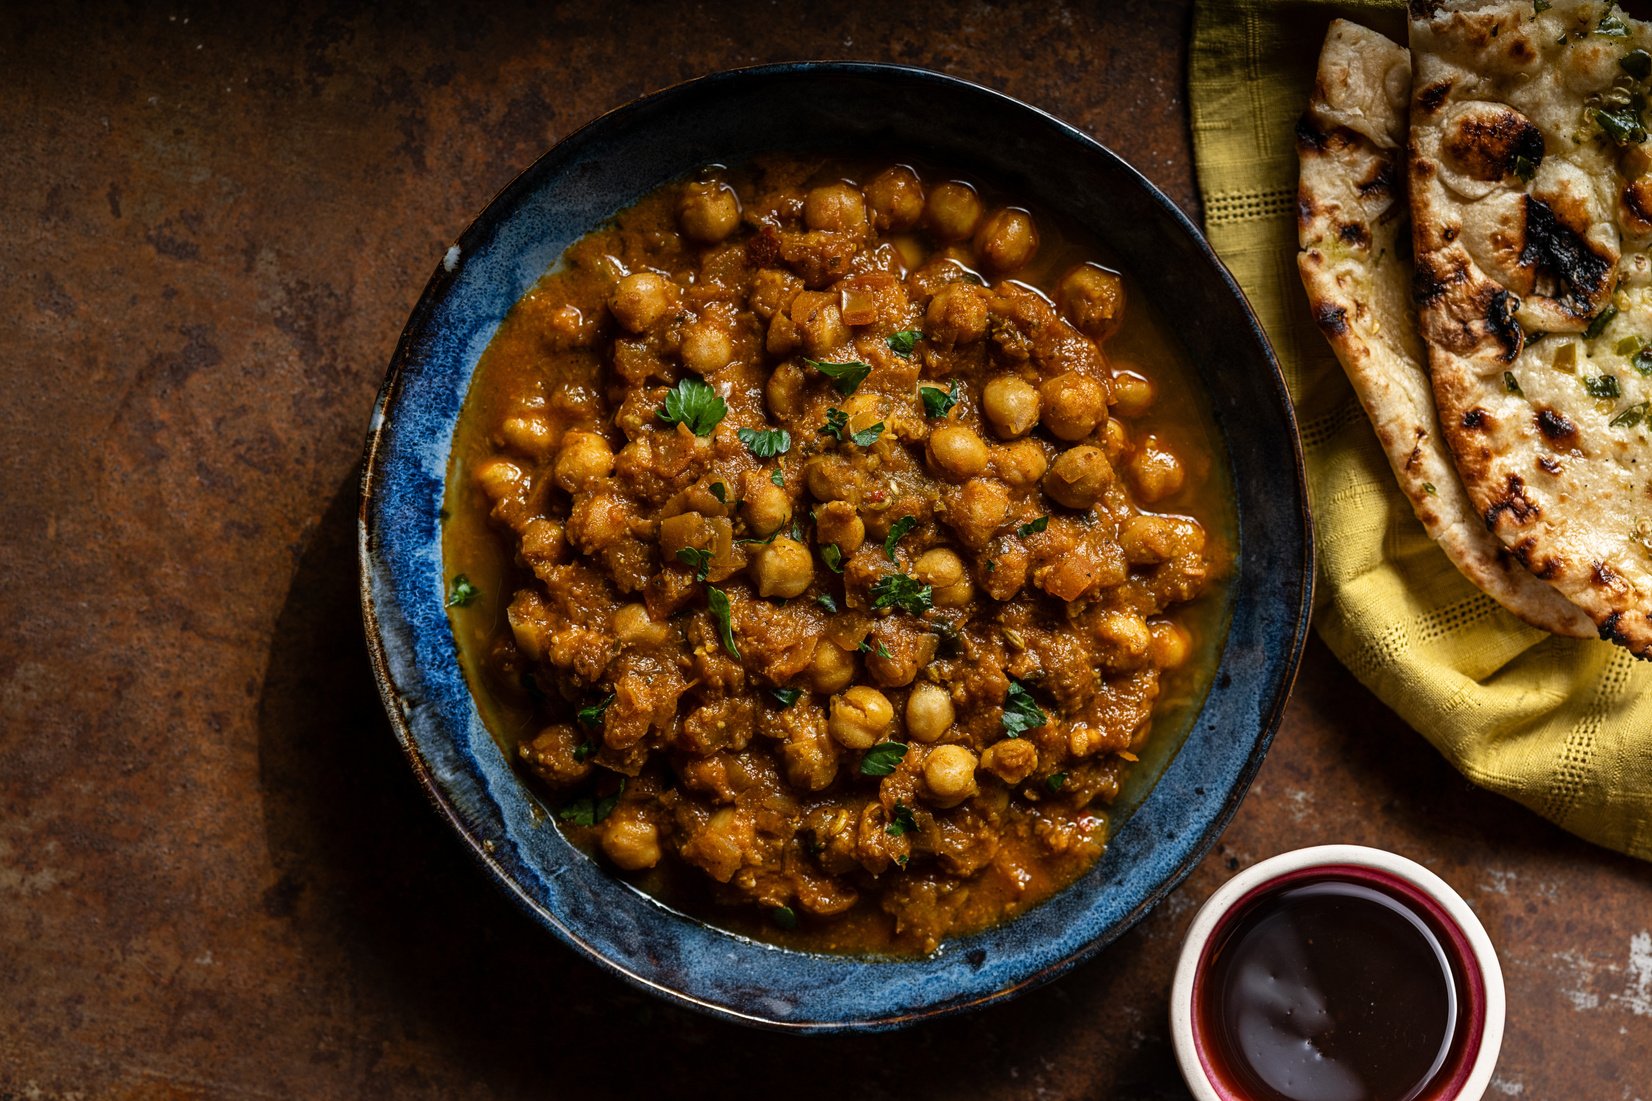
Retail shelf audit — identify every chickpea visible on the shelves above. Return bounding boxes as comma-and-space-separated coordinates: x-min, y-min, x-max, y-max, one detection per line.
607, 271, 677, 333
923, 744, 979, 807
806, 641, 857, 694
791, 290, 849, 357
828, 685, 894, 750
678, 181, 742, 244
864, 165, 926, 231
554, 431, 615, 492
994, 439, 1048, 488
501, 409, 556, 458
680, 319, 734, 375
925, 283, 990, 345
1044, 445, 1114, 509
926, 180, 985, 242
982, 376, 1041, 439
905, 682, 955, 743
951, 477, 1011, 545
1058, 262, 1126, 341
1094, 609, 1153, 671
1128, 439, 1186, 504
1102, 418, 1129, 463
975, 208, 1039, 273
1151, 621, 1192, 668
612, 603, 671, 648
914, 546, 974, 608
1039, 373, 1108, 441
601, 813, 662, 871
805, 455, 855, 502
743, 481, 792, 537
766, 360, 807, 418
1111, 370, 1156, 418
980, 738, 1038, 785
781, 724, 839, 792
1119, 514, 1205, 565
814, 500, 865, 554
750, 537, 814, 598
804, 182, 868, 233
927, 424, 989, 480
476, 456, 526, 503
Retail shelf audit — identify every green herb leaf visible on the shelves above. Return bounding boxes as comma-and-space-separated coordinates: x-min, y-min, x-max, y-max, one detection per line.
709, 481, 728, 504
573, 741, 595, 763
1513, 154, 1538, 182
1599, 10, 1630, 37
821, 544, 845, 574
1046, 772, 1068, 793
559, 779, 625, 827
860, 741, 909, 777
887, 330, 922, 357
1623, 48, 1652, 80
869, 572, 934, 614
856, 637, 893, 660
770, 467, 786, 486
446, 574, 480, 608
805, 357, 872, 396
919, 380, 961, 418
771, 905, 798, 930
771, 687, 803, 707
1002, 679, 1047, 738
886, 803, 917, 837
883, 515, 917, 560
738, 426, 792, 458
815, 592, 839, 612
1534, 0, 1550, 12
1017, 516, 1049, 538
849, 421, 886, 447
1585, 374, 1623, 399
576, 692, 615, 728
1423, 483, 1438, 496
1635, 349, 1652, 377
1611, 400, 1650, 428
819, 407, 850, 441
1585, 304, 1620, 338
1592, 102, 1647, 145
1619, 336, 1645, 355
675, 546, 713, 581
706, 586, 740, 659
657, 378, 727, 435
1504, 370, 1523, 394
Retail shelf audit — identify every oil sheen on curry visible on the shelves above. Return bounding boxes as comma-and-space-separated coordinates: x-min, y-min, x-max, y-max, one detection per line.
444, 156, 1231, 954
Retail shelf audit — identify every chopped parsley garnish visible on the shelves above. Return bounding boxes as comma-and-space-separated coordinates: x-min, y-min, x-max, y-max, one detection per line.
1635, 349, 1652, 377
819, 408, 850, 440
1592, 100, 1647, 146
1002, 679, 1048, 738
675, 546, 713, 581
709, 481, 728, 504
820, 544, 845, 573
857, 637, 894, 660
886, 803, 917, 837
770, 467, 786, 486
1046, 772, 1068, 793
1599, 10, 1630, 37
815, 593, 840, 613
883, 515, 917, 560
805, 357, 872, 396
657, 377, 727, 436
573, 741, 595, 763
738, 426, 791, 458
1623, 48, 1652, 81
919, 380, 960, 418
860, 741, 909, 777
446, 574, 480, 608
1584, 374, 1623, 399
771, 687, 804, 707
1585, 304, 1620, 338
558, 779, 624, 826
850, 421, 886, 447
1504, 370, 1523, 394
1017, 516, 1049, 538
706, 586, 740, 659
1513, 154, 1537, 182
576, 692, 615, 728
771, 905, 798, 930
1611, 400, 1650, 429
869, 572, 934, 614
886, 330, 922, 357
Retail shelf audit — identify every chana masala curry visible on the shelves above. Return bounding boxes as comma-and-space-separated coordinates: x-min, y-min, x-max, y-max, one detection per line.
443, 156, 1232, 954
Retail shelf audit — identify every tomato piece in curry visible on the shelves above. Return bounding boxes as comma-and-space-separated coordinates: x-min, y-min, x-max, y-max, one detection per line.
442, 156, 1230, 954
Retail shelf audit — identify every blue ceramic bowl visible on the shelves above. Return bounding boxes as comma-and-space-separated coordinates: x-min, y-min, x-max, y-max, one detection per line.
359, 62, 1312, 1032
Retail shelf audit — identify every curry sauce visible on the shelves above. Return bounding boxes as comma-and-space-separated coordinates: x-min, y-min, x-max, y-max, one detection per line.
443, 155, 1232, 954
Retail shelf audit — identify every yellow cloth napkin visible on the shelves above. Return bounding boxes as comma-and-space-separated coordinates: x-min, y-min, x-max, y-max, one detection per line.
1190, 0, 1652, 859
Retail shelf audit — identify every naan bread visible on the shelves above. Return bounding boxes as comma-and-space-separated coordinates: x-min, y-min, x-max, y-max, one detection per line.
1298, 18, 1596, 636
1410, 0, 1652, 656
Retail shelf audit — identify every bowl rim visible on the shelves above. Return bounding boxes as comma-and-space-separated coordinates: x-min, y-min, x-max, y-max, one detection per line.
357, 59, 1315, 1031
1168, 844, 1507, 1100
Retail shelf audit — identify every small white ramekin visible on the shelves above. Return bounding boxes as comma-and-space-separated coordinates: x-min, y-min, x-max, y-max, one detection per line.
1169, 844, 1505, 1101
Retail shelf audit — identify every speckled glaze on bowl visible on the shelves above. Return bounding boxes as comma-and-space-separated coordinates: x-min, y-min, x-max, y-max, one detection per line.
359, 62, 1313, 1032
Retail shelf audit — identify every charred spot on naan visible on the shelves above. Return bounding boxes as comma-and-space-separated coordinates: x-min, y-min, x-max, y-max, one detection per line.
1440, 101, 1544, 183
1314, 301, 1351, 337
1485, 473, 1540, 530
1535, 407, 1577, 443
1592, 560, 1630, 596
1417, 79, 1454, 115
1518, 195, 1616, 320
1621, 178, 1652, 237
1510, 536, 1560, 580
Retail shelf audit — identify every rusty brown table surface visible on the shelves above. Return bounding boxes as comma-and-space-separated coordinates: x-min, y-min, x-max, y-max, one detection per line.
5, 2, 1651, 1096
